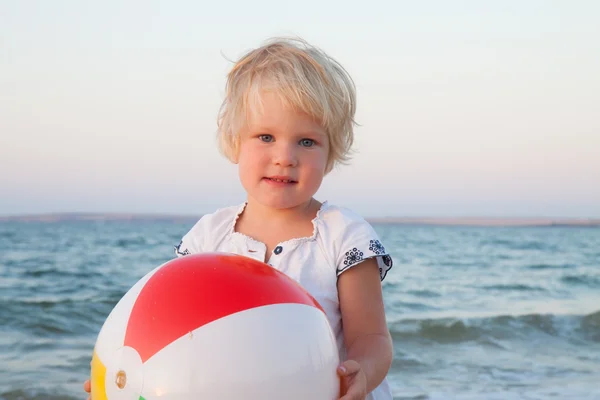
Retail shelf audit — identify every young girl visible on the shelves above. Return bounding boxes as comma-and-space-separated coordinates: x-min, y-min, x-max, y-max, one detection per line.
85, 37, 394, 400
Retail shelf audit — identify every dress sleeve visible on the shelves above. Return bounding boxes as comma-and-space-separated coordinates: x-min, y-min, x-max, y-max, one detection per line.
334, 215, 393, 281
173, 216, 206, 257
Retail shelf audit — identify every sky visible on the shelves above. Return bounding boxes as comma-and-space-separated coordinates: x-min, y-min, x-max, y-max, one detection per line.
1, 1, 599, 218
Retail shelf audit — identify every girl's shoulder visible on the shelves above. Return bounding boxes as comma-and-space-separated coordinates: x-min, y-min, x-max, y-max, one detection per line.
174, 203, 244, 256
317, 202, 370, 229
316, 202, 393, 281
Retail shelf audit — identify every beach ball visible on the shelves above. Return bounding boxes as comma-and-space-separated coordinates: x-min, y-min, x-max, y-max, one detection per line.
90, 252, 340, 400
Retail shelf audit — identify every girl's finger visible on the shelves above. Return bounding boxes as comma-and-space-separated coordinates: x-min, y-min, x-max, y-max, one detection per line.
338, 360, 360, 376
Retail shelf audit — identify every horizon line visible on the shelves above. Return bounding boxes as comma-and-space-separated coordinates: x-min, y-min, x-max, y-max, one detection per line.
1, 212, 599, 227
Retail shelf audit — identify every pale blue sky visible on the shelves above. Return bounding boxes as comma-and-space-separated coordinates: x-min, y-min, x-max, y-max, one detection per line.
1, 1, 599, 217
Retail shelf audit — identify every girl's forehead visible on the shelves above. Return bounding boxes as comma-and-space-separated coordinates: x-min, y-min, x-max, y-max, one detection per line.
244, 97, 324, 131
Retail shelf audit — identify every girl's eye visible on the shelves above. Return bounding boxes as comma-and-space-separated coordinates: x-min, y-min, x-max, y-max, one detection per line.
300, 139, 315, 147
259, 134, 273, 142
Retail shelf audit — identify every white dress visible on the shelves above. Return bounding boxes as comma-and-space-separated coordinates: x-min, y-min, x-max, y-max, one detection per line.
175, 201, 394, 399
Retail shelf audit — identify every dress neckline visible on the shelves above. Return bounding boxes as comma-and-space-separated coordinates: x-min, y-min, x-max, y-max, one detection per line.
228, 200, 330, 249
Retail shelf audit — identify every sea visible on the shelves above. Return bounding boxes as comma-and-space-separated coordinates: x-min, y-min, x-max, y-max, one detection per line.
0, 218, 599, 400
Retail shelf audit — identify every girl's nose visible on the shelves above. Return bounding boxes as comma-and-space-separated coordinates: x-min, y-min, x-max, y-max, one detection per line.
272, 143, 298, 167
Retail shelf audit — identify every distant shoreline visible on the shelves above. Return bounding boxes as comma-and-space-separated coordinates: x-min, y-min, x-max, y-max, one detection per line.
367, 217, 600, 227
1, 213, 599, 227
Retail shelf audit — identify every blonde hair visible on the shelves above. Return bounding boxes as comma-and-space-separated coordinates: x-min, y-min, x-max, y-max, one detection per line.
216, 37, 357, 173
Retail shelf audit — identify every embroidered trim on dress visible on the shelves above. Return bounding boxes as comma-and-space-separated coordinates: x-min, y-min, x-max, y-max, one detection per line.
369, 239, 386, 255
380, 255, 393, 280
174, 240, 190, 256
338, 239, 393, 281
343, 248, 364, 266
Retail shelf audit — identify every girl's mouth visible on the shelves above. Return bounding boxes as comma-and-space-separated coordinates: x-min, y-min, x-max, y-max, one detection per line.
264, 177, 297, 184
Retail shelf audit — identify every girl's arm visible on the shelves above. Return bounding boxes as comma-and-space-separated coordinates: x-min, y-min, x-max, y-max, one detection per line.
337, 257, 393, 396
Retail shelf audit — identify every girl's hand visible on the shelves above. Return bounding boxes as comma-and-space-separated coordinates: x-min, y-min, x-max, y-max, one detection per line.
83, 379, 91, 399
337, 360, 367, 400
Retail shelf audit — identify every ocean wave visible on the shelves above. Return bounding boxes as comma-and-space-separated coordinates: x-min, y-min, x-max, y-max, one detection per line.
581, 310, 600, 341
561, 274, 600, 288
406, 289, 441, 298
0, 389, 78, 400
479, 238, 559, 252
527, 263, 575, 270
0, 297, 112, 337
478, 283, 547, 292
114, 237, 148, 248
390, 310, 600, 344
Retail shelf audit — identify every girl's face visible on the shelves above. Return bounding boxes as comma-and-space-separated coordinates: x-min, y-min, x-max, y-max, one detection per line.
236, 91, 329, 211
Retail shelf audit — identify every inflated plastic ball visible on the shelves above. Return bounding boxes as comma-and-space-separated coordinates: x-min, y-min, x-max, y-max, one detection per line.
90, 252, 340, 400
